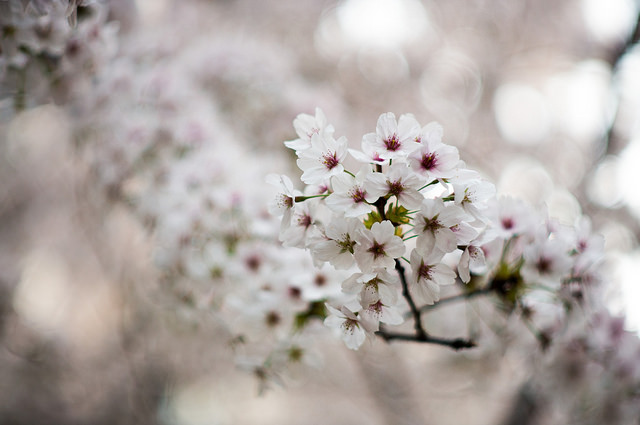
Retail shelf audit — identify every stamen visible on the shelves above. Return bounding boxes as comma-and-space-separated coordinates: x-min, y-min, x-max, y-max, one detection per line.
384, 134, 401, 151
418, 262, 433, 280
367, 240, 387, 259
322, 151, 340, 170
350, 187, 367, 203
420, 152, 438, 171
388, 180, 404, 197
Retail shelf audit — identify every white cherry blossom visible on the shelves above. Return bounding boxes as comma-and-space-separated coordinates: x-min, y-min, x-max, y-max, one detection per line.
280, 201, 323, 248
521, 237, 574, 288
457, 245, 487, 283
310, 217, 364, 269
452, 178, 496, 222
284, 107, 335, 152
409, 248, 456, 305
266, 173, 301, 230
408, 122, 460, 180
296, 133, 348, 185
324, 304, 378, 350
360, 112, 421, 162
413, 198, 464, 255
341, 269, 400, 307
354, 220, 405, 272
325, 166, 378, 217
365, 163, 425, 210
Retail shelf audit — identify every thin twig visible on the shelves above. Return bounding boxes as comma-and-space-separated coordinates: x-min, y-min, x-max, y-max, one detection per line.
419, 287, 493, 314
376, 330, 476, 351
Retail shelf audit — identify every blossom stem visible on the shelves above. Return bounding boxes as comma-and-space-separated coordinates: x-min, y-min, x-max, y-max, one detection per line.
343, 169, 356, 177
418, 180, 439, 191
294, 194, 329, 202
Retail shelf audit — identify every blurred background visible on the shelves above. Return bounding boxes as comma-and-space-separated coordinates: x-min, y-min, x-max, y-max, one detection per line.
1, 0, 640, 424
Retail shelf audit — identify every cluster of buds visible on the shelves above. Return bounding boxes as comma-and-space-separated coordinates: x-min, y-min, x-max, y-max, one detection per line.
271, 109, 605, 350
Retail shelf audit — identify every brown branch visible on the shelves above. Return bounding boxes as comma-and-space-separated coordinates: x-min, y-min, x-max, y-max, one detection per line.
395, 259, 427, 339
376, 329, 476, 351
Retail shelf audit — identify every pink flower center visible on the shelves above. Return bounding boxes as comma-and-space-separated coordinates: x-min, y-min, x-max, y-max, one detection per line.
278, 194, 294, 209
298, 213, 312, 228
501, 217, 514, 230
420, 152, 438, 170
384, 134, 401, 151
342, 318, 358, 335
349, 187, 367, 203
367, 240, 387, 259
388, 180, 404, 197
322, 151, 340, 170
367, 301, 384, 317
418, 262, 433, 280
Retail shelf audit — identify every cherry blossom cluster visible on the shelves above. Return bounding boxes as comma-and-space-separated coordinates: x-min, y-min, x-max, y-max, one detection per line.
60, 17, 354, 387
271, 108, 606, 350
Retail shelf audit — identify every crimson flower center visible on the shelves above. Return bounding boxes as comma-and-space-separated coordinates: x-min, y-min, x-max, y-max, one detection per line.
420, 152, 438, 170
501, 217, 514, 230
536, 257, 552, 274
367, 240, 387, 259
350, 187, 367, 203
388, 180, 404, 197
384, 134, 401, 151
418, 263, 433, 280
322, 151, 339, 170
298, 214, 312, 228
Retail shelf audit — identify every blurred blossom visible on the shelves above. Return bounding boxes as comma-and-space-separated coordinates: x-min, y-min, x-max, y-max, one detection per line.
586, 155, 623, 208
582, 0, 639, 44
314, 0, 434, 71
546, 189, 582, 225
546, 60, 613, 143
615, 47, 640, 142
493, 83, 551, 146
335, 0, 429, 50
14, 249, 71, 333
356, 48, 410, 84
420, 49, 483, 115
608, 250, 640, 333
498, 157, 554, 204
617, 138, 640, 219
2, 0, 640, 423
600, 220, 636, 252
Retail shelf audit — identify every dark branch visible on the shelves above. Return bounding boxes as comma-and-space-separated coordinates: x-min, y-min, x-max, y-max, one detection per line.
376, 330, 476, 351
602, 11, 640, 157
395, 259, 427, 339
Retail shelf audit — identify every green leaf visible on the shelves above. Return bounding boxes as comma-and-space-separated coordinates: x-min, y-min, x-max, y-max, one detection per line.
386, 205, 411, 226
363, 211, 382, 229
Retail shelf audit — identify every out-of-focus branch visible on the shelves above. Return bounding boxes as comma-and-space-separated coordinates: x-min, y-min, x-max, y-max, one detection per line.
602, 11, 640, 157
499, 384, 540, 425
